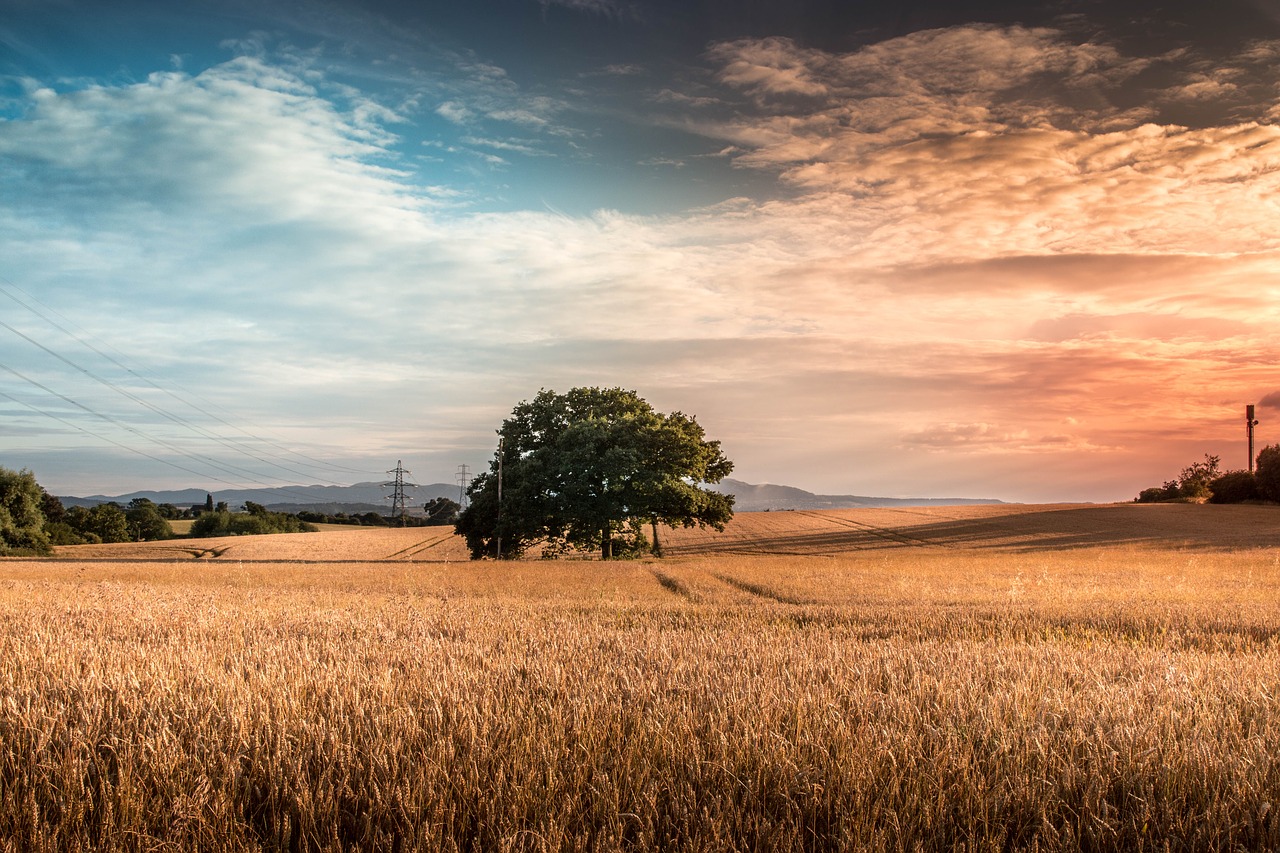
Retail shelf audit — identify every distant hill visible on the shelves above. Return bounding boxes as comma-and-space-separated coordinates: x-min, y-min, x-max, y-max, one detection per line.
60, 481, 460, 513
707, 479, 1005, 512
61, 478, 1003, 514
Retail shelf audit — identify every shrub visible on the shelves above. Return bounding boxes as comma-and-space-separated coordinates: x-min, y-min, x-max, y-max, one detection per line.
190, 510, 231, 538
1136, 484, 1180, 503
1208, 470, 1260, 504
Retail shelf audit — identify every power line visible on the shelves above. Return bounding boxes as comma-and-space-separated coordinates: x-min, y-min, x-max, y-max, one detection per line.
0, 360, 353, 504
0, 274, 383, 480
0, 388, 287, 497
0, 316, 353, 487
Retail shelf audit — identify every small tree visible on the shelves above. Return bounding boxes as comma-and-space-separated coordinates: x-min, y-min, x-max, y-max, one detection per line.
1176, 454, 1220, 499
422, 497, 461, 526
85, 503, 130, 543
126, 498, 173, 541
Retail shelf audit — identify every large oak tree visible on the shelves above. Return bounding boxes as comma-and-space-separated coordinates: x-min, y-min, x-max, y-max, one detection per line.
456, 387, 734, 559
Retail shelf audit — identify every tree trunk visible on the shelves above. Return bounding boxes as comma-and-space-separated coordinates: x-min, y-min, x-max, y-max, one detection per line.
601, 523, 611, 560
650, 519, 662, 557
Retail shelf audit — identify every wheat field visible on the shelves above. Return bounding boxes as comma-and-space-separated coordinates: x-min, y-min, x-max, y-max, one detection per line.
3, 505, 1280, 851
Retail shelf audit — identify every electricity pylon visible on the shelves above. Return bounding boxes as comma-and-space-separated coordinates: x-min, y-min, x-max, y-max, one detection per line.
384, 460, 416, 525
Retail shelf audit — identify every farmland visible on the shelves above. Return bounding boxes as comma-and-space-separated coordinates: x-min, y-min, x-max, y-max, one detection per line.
3, 504, 1280, 850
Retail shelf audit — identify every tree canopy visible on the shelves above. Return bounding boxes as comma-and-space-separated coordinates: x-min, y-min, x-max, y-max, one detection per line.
0, 466, 52, 555
456, 387, 734, 559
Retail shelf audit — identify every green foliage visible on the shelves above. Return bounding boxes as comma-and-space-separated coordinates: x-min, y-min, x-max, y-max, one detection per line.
422, 497, 461, 526
44, 521, 88, 546
190, 506, 318, 538
1135, 454, 1221, 502
39, 488, 66, 525
189, 511, 230, 537
1255, 445, 1280, 502
126, 498, 173, 541
0, 467, 51, 555
76, 503, 130, 544
1176, 455, 1220, 499
1135, 485, 1178, 504
39, 489, 84, 544
457, 387, 734, 559
1208, 470, 1260, 504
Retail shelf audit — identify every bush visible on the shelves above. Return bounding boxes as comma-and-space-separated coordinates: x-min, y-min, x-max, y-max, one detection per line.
189, 510, 231, 538
1208, 470, 1260, 504
1136, 484, 1180, 503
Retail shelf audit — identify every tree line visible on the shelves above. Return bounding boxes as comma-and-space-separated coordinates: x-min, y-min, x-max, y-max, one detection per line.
0, 468, 464, 556
0, 471, 319, 555
1135, 447, 1280, 504
0, 468, 175, 554
2, 386, 730, 558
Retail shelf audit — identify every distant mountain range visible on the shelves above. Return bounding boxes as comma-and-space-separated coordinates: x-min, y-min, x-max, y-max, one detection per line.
60, 482, 462, 515
707, 479, 1004, 511
61, 478, 1003, 513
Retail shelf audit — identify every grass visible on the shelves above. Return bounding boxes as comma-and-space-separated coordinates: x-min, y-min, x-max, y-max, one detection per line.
3, 508, 1280, 850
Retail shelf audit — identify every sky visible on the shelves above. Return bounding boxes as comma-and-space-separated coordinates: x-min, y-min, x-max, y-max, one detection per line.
2, 0, 1280, 503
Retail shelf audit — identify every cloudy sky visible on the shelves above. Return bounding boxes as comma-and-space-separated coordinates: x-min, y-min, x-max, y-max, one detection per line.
2, 0, 1280, 502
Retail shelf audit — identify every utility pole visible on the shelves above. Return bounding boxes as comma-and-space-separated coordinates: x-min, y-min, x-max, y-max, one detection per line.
1248, 405, 1260, 472
455, 464, 471, 509
384, 460, 416, 526
496, 438, 503, 560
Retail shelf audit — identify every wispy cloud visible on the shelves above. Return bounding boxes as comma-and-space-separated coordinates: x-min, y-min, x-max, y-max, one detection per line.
536, 0, 643, 21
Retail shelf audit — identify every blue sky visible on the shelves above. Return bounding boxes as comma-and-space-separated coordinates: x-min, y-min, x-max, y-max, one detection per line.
3, 0, 1280, 502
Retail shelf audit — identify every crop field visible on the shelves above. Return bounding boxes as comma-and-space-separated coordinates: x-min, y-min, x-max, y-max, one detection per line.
3, 504, 1280, 851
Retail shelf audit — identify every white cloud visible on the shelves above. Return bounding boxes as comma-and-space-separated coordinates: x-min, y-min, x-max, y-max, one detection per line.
4, 28, 1280, 502
435, 100, 474, 123
676, 26, 1280, 270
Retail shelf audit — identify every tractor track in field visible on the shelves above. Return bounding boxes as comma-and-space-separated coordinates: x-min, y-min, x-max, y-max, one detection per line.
383, 533, 456, 560
711, 572, 812, 605
793, 510, 953, 550
648, 568, 701, 602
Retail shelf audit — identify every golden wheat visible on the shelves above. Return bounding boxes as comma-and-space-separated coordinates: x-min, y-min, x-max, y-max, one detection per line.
2, 507, 1280, 850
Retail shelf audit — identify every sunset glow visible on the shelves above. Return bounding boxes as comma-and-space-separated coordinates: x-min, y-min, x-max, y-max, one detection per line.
2, 1, 1279, 501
